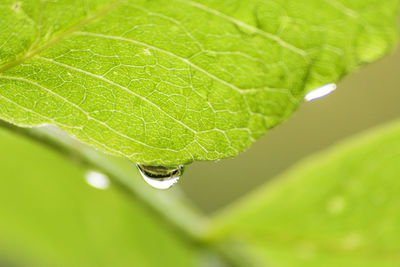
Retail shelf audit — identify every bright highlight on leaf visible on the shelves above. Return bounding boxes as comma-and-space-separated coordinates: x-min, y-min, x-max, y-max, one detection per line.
0, 0, 398, 165
304, 83, 337, 102
85, 170, 110, 189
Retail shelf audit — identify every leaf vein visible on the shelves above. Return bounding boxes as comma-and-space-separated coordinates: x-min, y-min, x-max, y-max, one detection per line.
176, 0, 307, 57
0, 75, 183, 152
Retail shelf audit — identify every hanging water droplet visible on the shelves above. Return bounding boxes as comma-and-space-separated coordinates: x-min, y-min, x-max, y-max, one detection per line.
137, 164, 184, 190
304, 83, 337, 102
85, 171, 110, 190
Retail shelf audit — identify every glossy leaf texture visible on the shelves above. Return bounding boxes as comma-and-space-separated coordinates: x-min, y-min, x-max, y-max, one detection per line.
0, 127, 201, 267
0, 0, 399, 165
210, 120, 400, 267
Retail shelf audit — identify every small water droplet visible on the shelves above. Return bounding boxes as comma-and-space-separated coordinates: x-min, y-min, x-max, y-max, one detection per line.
137, 164, 184, 190
85, 171, 110, 189
304, 83, 336, 102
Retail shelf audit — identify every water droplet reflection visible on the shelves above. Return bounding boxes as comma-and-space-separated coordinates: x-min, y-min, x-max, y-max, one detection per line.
85, 171, 110, 190
304, 83, 336, 102
137, 164, 184, 190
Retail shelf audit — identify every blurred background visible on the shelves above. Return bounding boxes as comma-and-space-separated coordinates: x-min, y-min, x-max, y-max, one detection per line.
181, 47, 400, 214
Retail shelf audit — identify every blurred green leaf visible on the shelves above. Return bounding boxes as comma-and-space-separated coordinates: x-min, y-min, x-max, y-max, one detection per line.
210, 120, 400, 267
0, 0, 399, 165
0, 127, 201, 267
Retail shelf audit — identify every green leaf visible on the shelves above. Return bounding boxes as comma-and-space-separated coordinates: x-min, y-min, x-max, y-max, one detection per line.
0, 0, 398, 165
0, 126, 202, 267
210, 120, 400, 266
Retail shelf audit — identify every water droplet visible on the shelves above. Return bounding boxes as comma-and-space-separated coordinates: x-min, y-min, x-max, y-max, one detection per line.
304, 83, 336, 102
85, 171, 110, 190
137, 164, 184, 190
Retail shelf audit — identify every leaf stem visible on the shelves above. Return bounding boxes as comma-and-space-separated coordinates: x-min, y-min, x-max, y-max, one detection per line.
0, 120, 257, 267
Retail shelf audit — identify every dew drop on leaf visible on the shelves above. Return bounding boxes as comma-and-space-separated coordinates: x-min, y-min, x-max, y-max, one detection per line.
137, 164, 184, 190
304, 83, 337, 102
85, 171, 110, 190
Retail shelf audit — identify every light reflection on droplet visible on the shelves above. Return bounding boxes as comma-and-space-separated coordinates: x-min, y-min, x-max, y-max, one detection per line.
137, 164, 184, 190
85, 171, 110, 190
304, 83, 337, 102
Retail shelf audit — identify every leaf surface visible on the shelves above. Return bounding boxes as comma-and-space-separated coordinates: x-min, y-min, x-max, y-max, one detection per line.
211, 120, 400, 267
0, 0, 398, 164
